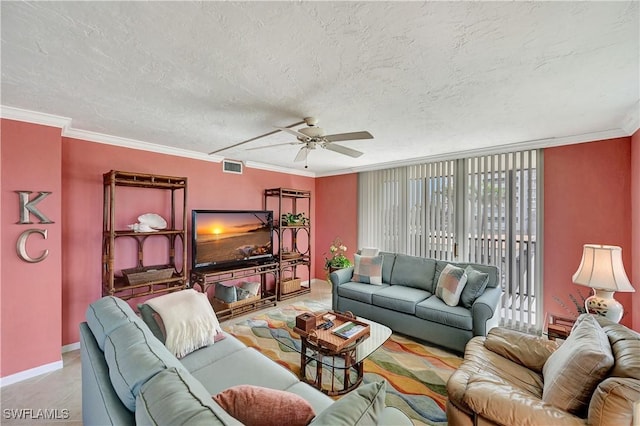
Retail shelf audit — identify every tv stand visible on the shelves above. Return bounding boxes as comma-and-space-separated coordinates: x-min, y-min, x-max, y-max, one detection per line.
190, 261, 278, 320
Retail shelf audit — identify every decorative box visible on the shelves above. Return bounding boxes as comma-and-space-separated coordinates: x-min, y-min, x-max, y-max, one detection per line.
296, 312, 316, 333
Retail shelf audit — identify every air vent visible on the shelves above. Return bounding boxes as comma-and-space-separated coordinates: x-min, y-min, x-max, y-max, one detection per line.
222, 160, 243, 174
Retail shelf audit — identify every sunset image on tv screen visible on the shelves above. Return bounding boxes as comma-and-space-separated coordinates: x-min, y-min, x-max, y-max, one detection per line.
194, 211, 272, 267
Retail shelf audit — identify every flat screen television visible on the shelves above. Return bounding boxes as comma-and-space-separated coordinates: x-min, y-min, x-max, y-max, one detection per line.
191, 210, 274, 271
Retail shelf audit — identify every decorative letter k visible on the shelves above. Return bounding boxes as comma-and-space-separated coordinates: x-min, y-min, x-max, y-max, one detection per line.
16, 191, 54, 224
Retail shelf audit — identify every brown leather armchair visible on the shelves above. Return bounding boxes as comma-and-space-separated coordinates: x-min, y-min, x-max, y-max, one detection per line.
447, 315, 640, 426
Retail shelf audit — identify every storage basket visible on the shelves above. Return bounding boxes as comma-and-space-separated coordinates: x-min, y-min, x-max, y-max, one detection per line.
121, 264, 175, 285
212, 294, 261, 311
282, 277, 302, 294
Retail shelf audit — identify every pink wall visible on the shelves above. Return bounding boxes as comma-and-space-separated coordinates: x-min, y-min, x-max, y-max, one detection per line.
1, 120, 63, 377
2, 117, 638, 380
544, 137, 634, 329
314, 174, 359, 278
631, 129, 640, 331
61, 137, 315, 345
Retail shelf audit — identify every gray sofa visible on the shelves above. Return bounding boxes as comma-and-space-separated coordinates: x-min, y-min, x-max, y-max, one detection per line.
80, 295, 411, 425
330, 252, 501, 353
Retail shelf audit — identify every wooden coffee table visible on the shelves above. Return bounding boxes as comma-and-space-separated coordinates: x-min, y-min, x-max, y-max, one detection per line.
276, 313, 391, 395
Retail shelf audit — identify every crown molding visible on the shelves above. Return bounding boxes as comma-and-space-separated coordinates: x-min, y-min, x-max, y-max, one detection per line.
2, 105, 633, 179
243, 160, 316, 177
315, 128, 630, 177
1, 105, 315, 176
620, 100, 640, 135
63, 127, 315, 176
0, 105, 71, 129
62, 127, 225, 163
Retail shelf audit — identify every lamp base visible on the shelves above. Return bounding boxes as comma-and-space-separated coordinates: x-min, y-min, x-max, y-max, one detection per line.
584, 290, 623, 323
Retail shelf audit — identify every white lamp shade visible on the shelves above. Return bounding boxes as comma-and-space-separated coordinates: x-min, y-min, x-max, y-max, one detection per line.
572, 244, 635, 292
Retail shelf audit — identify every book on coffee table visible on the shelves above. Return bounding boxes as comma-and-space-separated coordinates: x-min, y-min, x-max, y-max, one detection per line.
332, 321, 366, 339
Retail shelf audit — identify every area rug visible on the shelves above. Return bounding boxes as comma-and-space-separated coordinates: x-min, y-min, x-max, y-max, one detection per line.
223, 301, 463, 426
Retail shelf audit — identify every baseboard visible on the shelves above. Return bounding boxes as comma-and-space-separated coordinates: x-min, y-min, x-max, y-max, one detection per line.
62, 342, 80, 353
0, 359, 63, 388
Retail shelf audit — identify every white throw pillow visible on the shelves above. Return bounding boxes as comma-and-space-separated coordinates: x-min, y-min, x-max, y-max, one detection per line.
435, 264, 468, 306
360, 247, 380, 256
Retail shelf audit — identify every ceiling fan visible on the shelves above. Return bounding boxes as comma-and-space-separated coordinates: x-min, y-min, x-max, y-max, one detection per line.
244, 117, 374, 165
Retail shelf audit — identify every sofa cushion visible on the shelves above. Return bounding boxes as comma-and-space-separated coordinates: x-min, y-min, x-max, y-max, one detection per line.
213, 385, 316, 426
484, 327, 559, 373
389, 254, 436, 292
180, 333, 247, 373
371, 286, 431, 315
189, 347, 300, 395
135, 367, 242, 425
309, 381, 386, 426
595, 316, 640, 379
137, 303, 166, 343
353, 254, 383, 285
282, 382, 334, 415
435, 260, 499, 289
338, 281, 390, 304
86, 296, 143, 351
379, 252, 396, 284
435, 264, 468, 306
542, 314, 614, 416
104, 321, 185, 411
415, 296, 472, 331
462, 370, 573, 426
460, 266, 489, 308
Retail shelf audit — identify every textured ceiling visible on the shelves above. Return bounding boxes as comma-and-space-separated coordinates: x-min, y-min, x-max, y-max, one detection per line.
2, 1, 639, 176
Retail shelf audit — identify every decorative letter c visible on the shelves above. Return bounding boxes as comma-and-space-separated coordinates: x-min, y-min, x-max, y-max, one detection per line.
16, 229, 49, 263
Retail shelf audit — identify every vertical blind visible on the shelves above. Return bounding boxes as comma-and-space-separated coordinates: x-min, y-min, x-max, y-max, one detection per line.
358, 149, 542, 332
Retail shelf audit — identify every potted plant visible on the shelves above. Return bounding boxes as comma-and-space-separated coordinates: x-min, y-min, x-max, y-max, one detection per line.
324, 237, 352, 273
281, 212, 309, 226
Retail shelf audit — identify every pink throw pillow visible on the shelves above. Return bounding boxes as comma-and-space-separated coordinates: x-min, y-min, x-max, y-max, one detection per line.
213, 385, 315, 426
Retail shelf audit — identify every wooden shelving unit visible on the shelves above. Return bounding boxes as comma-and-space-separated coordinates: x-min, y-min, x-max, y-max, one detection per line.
102, 170, 187, 299
190, 262, 278, 321
264, 187, 312, 300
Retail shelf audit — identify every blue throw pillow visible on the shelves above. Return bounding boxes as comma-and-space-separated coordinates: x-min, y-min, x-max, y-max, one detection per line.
215, 283, 237, 303
459, 266, 489, 308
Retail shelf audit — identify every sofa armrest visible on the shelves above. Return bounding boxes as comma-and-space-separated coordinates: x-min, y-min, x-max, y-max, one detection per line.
484, 327, 560, 372
588, 377, 640, 426
80, 322, 135, 425
470, 286, 501, 336
329, 267, 354, 310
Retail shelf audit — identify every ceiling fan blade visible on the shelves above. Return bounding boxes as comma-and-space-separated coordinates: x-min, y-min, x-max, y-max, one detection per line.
294, 147, 309, 162
323, 131, 373, 142
209, 120, 304, 155
246, 142, 298, 151
324, 143, 364, 158
275, 127, 311, 140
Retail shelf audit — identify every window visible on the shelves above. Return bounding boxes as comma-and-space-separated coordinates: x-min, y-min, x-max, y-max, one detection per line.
358, 150, 542, 332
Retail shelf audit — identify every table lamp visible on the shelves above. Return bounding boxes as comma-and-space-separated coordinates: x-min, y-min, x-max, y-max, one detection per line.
572, 244, 635, 323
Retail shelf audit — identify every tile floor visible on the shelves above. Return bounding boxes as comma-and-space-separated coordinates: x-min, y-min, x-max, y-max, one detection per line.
0, 280, 332, 425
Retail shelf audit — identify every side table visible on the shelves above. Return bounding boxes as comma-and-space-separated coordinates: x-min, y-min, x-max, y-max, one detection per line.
546, 315, 576, 341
